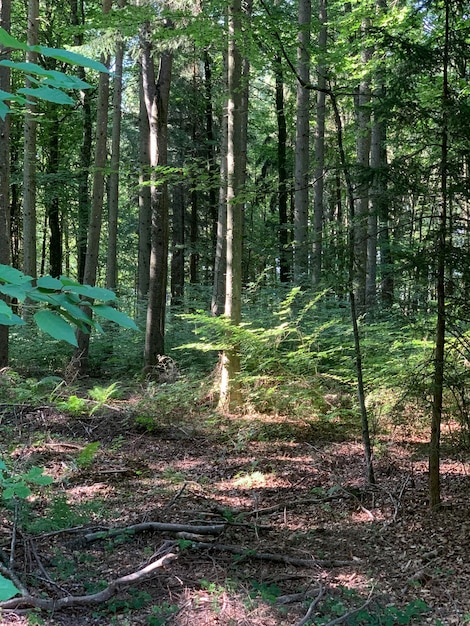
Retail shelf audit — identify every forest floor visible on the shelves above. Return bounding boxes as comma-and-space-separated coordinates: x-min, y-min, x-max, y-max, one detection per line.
0, 388, 469, 626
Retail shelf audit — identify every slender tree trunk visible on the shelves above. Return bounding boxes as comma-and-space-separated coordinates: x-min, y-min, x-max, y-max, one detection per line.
137, 67, 151, 319
106, 13, 125, 291
0, 0, 11, 366
312, 0, 327, 288
204, 51, 218, 278
171, 183, 185, 307
46, 106, 62, 277
23, 0, 39, 280
274, 55, 289, 283
71, 0, 92, 284
141, 24, 173, 365
212, 55, 228, 317
293, 0, 311, 286
74, 0, 111, 373
429, 0, 450, 510
353, 22, 372, 311
219, 0, 244, 410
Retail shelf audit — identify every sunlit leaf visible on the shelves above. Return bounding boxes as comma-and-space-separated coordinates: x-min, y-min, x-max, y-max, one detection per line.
34, 310, 78, 346
0, 574, 20, 601
92, 304, 138, 330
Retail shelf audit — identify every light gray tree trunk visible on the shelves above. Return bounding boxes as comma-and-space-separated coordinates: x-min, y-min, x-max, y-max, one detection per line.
106, 11, 125, 291
74, 0, 111, 373
293, 0, 311, 286
22, 0, 39, 281
137, 67, 151, 320
353, 20, 372, 310
212, 53, 228, 317
219, 0, 244, 410
312, 0, 327, 287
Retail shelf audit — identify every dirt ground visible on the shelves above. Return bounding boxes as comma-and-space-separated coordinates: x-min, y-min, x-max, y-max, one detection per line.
0, 400, 469, 625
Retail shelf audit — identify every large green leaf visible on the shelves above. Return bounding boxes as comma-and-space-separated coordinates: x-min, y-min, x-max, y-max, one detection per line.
18, 86, 74, 105
92, 304, 139, 330
0, 284, 29, 301
34, 310, 78, 347
35, 46, 109, 73
65, 284, 116, 301
0, 574, 20, 601
37, 275, 64, 290
0, 27, 28, 51
0, 264, 33, 284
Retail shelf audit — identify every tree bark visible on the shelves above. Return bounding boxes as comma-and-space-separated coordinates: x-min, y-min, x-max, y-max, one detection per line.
170, 183, 185, 307
141, 25, 173, 365
106, 9, 125, 291
137, 66, 151, 320
219, 0, 245, 410
0, 0, 11, 366
22, 0, 39, 281
274, 55, 289, 283
312, 0, 327, 288
293, 0, 311, 286
46, 106, 62, 277
74, 0, 111, 373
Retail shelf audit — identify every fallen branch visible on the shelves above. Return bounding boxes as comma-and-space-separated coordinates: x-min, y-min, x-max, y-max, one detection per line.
82, 521, 226, 544
0, 551, 177, 611
294, 585, 325, 626
188, 541, 358, 568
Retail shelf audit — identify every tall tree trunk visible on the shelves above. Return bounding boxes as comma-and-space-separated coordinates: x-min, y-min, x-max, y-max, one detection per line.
293, 0, 311, 286
312, 0, 327, 288
0, 0, 11, 366
71, 0, 92, 284
171, 183, 185, 307
46, 106, 62, 277
274, 55, 289, 283
353, 22, 372, 311
137, 66, 151, 320
429, 0, 450, 510
141, 25, 173, 365
219, 0, 244, 410
212, 54, 228, 317
23, 0, 39, 280
74, 0, 112, 373
204, 51, 218, 279
106, 13, 125, 291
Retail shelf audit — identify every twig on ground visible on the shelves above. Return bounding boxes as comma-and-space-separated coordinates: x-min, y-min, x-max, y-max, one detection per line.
0, 551, 177, 611
322, 586, 375, 625
83, 522, 226, 543
242, 493, 353, 518
162, 482, 188, 511
188, 541, 358, 568
294, 585, 325, 626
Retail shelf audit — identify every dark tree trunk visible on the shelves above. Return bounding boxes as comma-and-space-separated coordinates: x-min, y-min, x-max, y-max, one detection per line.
171, 183, 185, 307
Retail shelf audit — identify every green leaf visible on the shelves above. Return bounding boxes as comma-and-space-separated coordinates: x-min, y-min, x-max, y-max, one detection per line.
34, 310, 78, 346
0, 264, 33, 284
92, 304, 139, 330
3, 484, 31, 499
0, 27, 28, 51
0, 312, 25, 326
37, 275, 64, 290
25, 466, 53, 486
0, 574, 20, 601
65, 284, 116, 301
17, 86, 74, 105
0, 284, 30, 301
35, 46, 109, 73
0, 460, 7, 471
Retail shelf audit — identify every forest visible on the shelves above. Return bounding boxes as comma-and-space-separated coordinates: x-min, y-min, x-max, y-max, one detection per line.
0, 0, 469, 624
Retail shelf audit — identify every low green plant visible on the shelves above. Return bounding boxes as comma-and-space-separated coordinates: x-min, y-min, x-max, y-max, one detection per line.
147, 602, 180, 625
88, 382, 120, 414
76, 441, 100, 468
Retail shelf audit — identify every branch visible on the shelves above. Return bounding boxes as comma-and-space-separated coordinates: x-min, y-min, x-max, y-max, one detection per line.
188, 541, 358, 568
82, 521, 225, 544
294, 585, 325, 626
0, 552, 177, 611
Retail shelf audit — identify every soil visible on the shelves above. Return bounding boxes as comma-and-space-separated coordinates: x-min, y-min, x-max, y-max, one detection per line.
0, 397, 469, 625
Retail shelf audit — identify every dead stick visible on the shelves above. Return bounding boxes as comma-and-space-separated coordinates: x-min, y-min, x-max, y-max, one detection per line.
83, 522, 225, 543
0, 552, 177, 611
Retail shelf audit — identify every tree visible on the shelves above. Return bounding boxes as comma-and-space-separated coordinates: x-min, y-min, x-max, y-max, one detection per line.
0, 0, 11, 366
141, 21, 173, 365
22, 0, 39, 282
293, 0, 311, 286
219, 0, 245, 410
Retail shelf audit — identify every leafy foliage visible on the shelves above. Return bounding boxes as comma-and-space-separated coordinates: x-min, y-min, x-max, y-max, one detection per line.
0, 264, 138, 346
